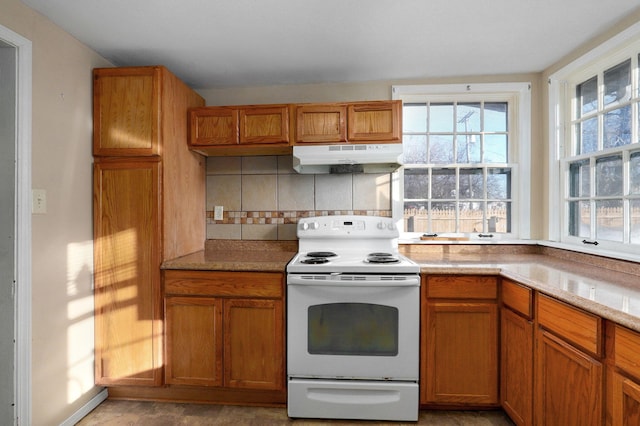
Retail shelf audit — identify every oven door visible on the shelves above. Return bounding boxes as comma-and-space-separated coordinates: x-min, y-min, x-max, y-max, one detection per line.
287, 274, 420, 381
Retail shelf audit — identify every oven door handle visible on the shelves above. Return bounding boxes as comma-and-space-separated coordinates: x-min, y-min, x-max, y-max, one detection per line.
287, 274, 420, 287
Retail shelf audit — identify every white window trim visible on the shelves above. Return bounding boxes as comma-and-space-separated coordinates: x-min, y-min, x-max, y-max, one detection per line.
548, 20, 640, 261
392, 82, 531, 241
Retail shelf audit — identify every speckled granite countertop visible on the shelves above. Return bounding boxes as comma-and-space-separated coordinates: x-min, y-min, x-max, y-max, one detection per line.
402, 244, 640, 333
163, 241, 640, 332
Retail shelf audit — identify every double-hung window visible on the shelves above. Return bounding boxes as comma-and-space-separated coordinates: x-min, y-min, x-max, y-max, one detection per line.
392, 83, 531, 240
550, 31, 640, 257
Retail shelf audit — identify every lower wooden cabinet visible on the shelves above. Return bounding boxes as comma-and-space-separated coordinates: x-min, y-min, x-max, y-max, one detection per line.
421, 276, 499, 406
612, 371, 640, 425
535, 329, 603, 426
164, 270, 285, 393
501, 307, 533, 426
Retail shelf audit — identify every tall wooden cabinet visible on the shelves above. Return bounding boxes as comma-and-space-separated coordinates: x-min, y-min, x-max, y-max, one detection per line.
93, 66, 205, 386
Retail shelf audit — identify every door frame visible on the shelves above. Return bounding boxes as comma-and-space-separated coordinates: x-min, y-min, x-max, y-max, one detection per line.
0, 24, 32, 426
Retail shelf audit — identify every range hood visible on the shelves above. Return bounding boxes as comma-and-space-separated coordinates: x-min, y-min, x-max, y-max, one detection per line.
292, 143, 403, 174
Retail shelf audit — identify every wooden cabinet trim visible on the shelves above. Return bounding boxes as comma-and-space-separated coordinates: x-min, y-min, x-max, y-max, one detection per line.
426, 275, 498, 299
537, 293, 602, 357
164, 270, 283, 298
501, 278, 533, 318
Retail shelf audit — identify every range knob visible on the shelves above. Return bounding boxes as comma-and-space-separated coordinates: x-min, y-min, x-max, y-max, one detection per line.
300, 221, 320, 231
377, 221, 386, 230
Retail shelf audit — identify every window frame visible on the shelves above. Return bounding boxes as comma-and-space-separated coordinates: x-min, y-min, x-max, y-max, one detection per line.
392, 83, 531, 241
549, 22, 640, 260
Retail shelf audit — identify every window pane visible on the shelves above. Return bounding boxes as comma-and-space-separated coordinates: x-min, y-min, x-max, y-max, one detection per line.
404, 202, 428, 233
631, 199, 640, 244
596, 155, 623, 196
431, 169, 456, 199
596, 199, 623, 242
578, 118, 598, 154
603, 105, 632, 148
459, 168, 483, 199
456, 103, 481, 132
577, 76, 598, 117
430, 103, 454, 132
404, 169, 429, 199
569, 200, 590, 238
430, 135, 454, 164
569, 160, 590, 197
403, 135, 427, 164
458, 201, 484, 232
484, 134, 508, 163
631, 151, 640, 195
431, 201, 456, 233
604, 59, 631, 107
488, 201, 510, 233
485, 102, 507, 132
456, 135, 481, 163
403, 103, 427, 133
487, 168, 511, 199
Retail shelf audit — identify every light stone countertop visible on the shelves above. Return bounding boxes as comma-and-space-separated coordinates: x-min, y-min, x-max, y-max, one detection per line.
410, 251, 640, 333
163, 241, 640, 333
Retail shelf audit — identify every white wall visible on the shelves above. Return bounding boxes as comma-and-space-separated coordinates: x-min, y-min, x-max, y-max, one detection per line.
0, 1, 111, 424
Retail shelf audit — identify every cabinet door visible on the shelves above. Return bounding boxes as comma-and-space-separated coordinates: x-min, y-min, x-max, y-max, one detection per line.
189, 107, 239, 146
501, 308, 533, 426
223, 299, 284, 390
93, 159, 162, 386
295, 104, 347, 143
239, 106, 289, 144
93, 67, 160, 156
423, 301, 499, 405
612, 371, 640, 426
347, 100, 401, 142
165, 297, 223, 386
535, 329, 602, 426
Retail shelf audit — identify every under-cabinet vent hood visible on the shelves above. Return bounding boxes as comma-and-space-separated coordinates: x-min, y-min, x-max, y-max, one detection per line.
292, 143, 403, 174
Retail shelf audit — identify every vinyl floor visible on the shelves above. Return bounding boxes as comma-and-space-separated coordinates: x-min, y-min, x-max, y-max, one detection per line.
76, 400, 516, 425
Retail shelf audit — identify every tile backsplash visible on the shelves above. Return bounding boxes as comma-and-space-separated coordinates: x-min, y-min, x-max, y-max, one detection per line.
206, 155, 392, 240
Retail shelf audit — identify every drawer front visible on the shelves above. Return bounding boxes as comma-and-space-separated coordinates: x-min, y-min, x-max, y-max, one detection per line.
164, 270, 283, 298
615, 325, 640, 380
502, 279, 533, 318
537, 293, 602, 356
427, 275, 498, 299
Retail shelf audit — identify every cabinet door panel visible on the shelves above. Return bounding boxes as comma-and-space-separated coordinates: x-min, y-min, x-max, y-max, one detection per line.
501, 308, 533, 426
423, 302, 498, 404
189, 107, 238, 146
295, 104, 347, 143
94, 159, 161, 385
165, 297, 223, 386
535, 329, 602, 426
612, 372, 640, 426
239, 106, 289, 144
93, 67, 159, 156
347, 101, 401, 142
224, 299, 284, 390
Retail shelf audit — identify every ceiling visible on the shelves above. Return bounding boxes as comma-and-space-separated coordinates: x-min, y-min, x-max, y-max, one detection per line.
21, 0, 640, 89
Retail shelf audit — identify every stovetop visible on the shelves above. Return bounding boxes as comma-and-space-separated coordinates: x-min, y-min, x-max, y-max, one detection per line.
287, 215, 420, 274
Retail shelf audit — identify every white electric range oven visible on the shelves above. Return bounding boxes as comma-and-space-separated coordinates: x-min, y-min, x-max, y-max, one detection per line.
286, 215, 420, 422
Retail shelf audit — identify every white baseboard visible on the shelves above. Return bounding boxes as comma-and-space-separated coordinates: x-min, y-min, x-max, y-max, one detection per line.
59, 388, 108, 426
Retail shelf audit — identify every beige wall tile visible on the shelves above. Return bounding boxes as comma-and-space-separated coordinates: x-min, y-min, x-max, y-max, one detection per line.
353, 173, 391, 210
277, 155, 295, 174
242, 224, 278, 240
207, 156, 241, 175
242, 156, 278, 174
242, 174, 277, 210
315, 174, 352, 210
207, 224, 242, 239
278, 174, 315, 211
278, 224, 298, 240
206, 175, 242, 210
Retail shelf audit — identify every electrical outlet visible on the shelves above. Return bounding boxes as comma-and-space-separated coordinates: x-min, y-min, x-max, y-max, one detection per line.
32, 189, 47, 214
214, 205, 224, 220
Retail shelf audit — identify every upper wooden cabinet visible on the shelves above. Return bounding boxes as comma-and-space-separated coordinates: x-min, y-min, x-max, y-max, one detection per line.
94, 67, 161, 156
347, 100, 402, 142
188, 104, 291, 155
295, 103, 347, 143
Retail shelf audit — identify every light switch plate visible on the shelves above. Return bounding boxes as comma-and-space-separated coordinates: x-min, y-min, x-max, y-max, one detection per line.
32, 189, 47, 214
214, 205, 224, 220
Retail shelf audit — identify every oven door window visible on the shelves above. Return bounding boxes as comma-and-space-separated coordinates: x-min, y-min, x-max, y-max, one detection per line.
308, 303, 398, 356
